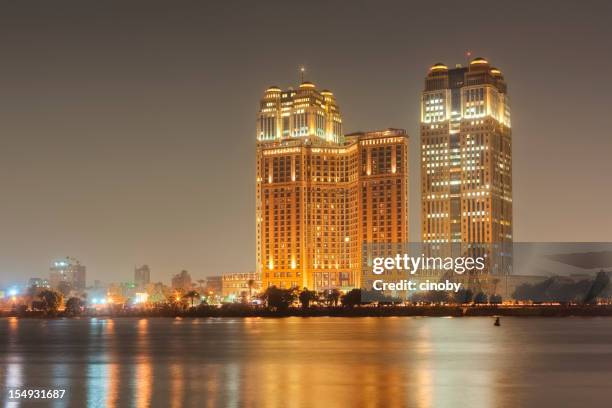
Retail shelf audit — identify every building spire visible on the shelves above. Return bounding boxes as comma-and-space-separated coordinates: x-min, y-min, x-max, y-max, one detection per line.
465, 50, 472, 65
299, 65, 306, 83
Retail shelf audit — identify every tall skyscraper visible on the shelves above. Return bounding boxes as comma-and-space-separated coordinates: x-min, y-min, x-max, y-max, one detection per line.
420, 57, 512, 281
256, 81, 409, 291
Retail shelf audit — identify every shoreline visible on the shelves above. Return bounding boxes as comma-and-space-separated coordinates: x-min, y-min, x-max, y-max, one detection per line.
4, 305, 612, 319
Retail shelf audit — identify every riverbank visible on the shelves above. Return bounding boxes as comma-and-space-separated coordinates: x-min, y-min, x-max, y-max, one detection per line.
4, 304, 612, 318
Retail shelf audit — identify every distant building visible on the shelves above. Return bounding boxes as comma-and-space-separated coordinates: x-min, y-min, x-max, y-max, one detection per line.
204, 275, 222, 295
28, 277, 50, 289
171, 270, 192, 292
107, 282, 137, 303
146, 282, 171, 303
222, 272, 260, 298
134, 265, 151, 288
84, 287, 108, 304
49, 257, 86, 290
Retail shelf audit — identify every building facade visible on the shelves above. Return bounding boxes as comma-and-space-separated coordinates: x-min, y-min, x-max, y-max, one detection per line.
221, 272, 259, 298
171, 270, 192, 292
256, 82, 409, 291
49, 257, 86, 290
420, 57, 513, 283
204, 276, 222, 296
347, 129, 410, 289
134, 264, 151, 288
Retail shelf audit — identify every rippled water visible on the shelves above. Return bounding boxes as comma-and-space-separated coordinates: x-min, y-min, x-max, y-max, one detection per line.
1, 317, 612, 407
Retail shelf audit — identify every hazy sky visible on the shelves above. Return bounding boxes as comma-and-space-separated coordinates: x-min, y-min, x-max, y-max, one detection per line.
1, 0, 611, 285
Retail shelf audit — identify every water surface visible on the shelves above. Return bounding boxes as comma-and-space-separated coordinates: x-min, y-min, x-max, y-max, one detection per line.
1, 317, 611, 407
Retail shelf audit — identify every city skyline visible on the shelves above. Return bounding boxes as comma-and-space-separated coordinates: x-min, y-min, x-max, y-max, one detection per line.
1, 0, 611, 285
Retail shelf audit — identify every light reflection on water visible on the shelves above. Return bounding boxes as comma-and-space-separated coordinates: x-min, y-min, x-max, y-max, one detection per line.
1, 317, 612, 407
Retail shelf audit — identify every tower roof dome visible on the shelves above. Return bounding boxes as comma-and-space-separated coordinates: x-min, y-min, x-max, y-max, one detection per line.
299, 81, 316, 89
470, 57, 489, 65
430, 62, 448, 71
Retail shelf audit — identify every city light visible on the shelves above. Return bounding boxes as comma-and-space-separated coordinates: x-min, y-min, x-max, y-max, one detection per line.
134, 292, 148, 304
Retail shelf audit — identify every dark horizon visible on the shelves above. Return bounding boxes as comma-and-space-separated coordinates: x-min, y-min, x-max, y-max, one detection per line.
1, 0, 611, 285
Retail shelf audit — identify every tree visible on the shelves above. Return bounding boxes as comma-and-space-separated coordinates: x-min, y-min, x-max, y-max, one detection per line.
511, 277, 596, 303
65, 297, 82, 315
512, 278, 555, 302
183, 290, 200, 308
57, 281, 72, 297
474, 292, 488, 304
584, 271, 610, 304
489, 294, 502, 304
247, 279, 256, 300
197, 279, 206, 290
454, 288, 473, 304
298, 289, 317, 309
325, 289, 341, 306
425, 290, 449, 304
341, 289, 362, 308
38, 289, 63, 315
262, 286, 296, 311
491, 278, 501, 296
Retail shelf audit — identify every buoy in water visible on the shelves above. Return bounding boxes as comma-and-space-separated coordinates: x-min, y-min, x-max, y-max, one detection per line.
494, 317, 500, 326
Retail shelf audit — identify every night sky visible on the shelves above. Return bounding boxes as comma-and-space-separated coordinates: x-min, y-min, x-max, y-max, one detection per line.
1, 0, 611, 285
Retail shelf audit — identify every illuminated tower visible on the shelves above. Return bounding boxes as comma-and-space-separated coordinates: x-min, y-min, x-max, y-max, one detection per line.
347, 129, 410, 290
256, 81, 409, 291
420, 58, 512, 281
348, 129, 409, 245
256, 81, 356, 291
256, 82, 342, 144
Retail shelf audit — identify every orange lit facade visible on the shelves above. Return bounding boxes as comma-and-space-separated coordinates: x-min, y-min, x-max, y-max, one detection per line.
256, 82, 409, 291
420, 58, 512, 277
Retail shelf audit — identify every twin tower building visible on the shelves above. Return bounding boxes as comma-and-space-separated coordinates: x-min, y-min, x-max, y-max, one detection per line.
256, 58, 513, 292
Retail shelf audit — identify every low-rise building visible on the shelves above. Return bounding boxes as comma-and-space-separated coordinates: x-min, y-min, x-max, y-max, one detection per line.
222, 272, 260, 299
204, 276, 222, 296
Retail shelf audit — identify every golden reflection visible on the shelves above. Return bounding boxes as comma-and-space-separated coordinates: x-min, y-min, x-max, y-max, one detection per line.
362, 367, 379, 408
260, 363, 284, 408
205, 364, 221, 408
135, 361, 152, 408
135, 318, 152, 408
104, 319, 118, 407
8, 316, 18, 331
170, 363, 184, 408
138, 318, 148, 332
414, 322, 433, 408
106, 363, 119, 408
105, 318, 115, 334
225, 363, 240, 408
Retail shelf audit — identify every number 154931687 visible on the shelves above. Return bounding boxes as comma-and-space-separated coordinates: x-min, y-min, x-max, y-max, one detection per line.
7, 389, 66, 399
